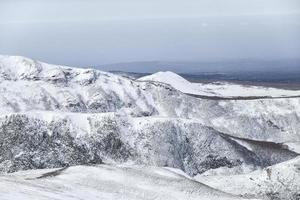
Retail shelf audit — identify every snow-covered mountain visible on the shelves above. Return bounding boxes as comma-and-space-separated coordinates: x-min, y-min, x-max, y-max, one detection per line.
2, 112, 297, 175
138, 71, 300, 98
0, 55, 299, 199
0, 55, 157, 115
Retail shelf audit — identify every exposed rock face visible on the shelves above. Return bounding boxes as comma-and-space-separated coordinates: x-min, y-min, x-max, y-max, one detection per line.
0, 114, 103, 173
0, 113, 297, 175
0, 55, 299, 175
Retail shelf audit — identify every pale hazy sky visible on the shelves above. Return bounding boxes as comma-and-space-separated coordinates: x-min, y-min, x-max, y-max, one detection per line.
0, 0, 299, 70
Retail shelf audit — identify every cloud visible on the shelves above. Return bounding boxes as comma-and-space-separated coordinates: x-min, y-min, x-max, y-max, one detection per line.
0, 0, 299, 66
0, 0, 299, 25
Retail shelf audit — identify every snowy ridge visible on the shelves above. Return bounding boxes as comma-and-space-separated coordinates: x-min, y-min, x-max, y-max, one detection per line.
139, 71, 300, 98
0, 55, 299, 199
2, 111, 297, 175
0, 55, 158, 115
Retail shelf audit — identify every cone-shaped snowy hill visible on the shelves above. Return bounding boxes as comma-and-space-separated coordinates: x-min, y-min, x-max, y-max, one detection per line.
0, 55, 299, 200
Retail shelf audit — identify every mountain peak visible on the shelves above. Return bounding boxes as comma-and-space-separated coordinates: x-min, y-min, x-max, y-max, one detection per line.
139, 71, 190, 84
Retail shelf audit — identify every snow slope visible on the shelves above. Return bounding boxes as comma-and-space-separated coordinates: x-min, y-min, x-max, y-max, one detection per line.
195, 156, 300, 200
138, 71, 300, 98
0, 55, 157, 116
0, 164, 254, 200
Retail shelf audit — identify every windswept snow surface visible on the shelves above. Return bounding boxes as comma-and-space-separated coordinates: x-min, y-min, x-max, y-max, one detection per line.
138, 71, 300, 98
0, 55, 300, 199
0, 164, 256, 200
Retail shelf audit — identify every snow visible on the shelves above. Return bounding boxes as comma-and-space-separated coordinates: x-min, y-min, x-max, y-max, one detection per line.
139, 71, 300, 98
0, 55, 299, 199
284, 142, 300, 154
195, 156, 300, 200
1, 55, 299, 144
0, 165, 251, 200
139, 71, 193, 93
0, 55, 158, 116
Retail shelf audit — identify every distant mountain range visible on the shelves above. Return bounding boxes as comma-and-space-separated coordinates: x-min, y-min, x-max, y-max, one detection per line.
97, 59, 300, 74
